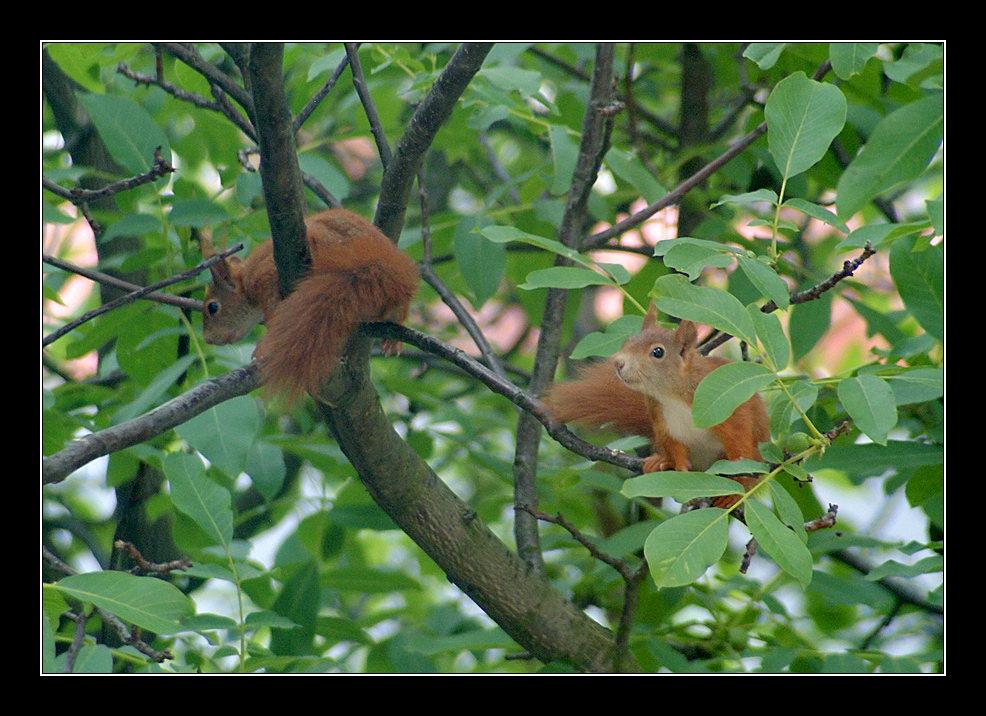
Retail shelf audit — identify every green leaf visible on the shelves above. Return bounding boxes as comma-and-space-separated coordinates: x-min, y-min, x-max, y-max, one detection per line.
481, 66, 544, 95
520, 265, 621, 290
549, 124, 578, 195
113, 355, 196, 424
829, 43, 879, 79
789, 289, 832, 362
737, 256, 791, 309
708, 459, 769, 476
745, 500, 813, 589
622, 471, 744, 503
53, 571, 194, 635
650, 274, 757, 345
657, 240, 735, 280
889, 234, 944, 341
454, 217, 506, 308
478, 225, 583, 264
838, 375, 898, 445
749, 307, 791, 371
712, 189, 779, 207
77, 93, 171, 176
782, 198, 851, 234
322, 567, 423, 593
743, 43, 787, 70
885, 367, 944, 405
693, 361, 776, 429
569, 315, 641, 359
244, 610, 299, 630
164, 452, 234, 548
169, 199, 232, 228
765, 72, 847, 180
867, 555, 943, 580
644, 508, 730, 588
769, 379, 819, 434
836, 93, 944, 219
177, 396, 262, 479
605, 146, 667, 204
768, 481, 807, 544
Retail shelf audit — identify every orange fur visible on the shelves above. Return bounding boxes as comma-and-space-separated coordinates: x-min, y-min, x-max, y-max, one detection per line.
542, 360, 655, 440
202, 208, 419, 405
544, 305, 770, 508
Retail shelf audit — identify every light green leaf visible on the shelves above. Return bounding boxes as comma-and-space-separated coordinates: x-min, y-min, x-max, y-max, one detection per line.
52, 571, 194, 635
885, 367, 944, 405
708, 459, 769, 476
622, 471, 744, 503
889, 234, 944, 341
549, 124, 578, 195
765, 72, 847, 180
478, 225, 583, 264
712, 189, 779, 207
838, 375, 898, 445
657, 240, 735, 280
782, 198, 851, 234
769, 379, 819, 433
745, 500, 813, 589
867, 555, 943, 581
749, 307, 791, 371
520, 265, 627, 290
78, 93, 171, 176
651, 274, 757, 345
569, 315, 641, 359
169, 199, 231, 228
693, 361, 776, 429
605, 146, 667, 204
829, 43, 879, 79
454, 217, 505, 308
644, 508, 730, 589
836, 93, 944, 219
165, 452, 234, 548
743, 43, 787, 70
177, 396, 262, 479
737, 256, 791, 309
768, 481, 807, 543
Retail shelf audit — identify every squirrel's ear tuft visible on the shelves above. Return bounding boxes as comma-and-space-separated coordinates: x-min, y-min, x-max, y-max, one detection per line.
642, 302, 659, 330
675, 320, 698, 347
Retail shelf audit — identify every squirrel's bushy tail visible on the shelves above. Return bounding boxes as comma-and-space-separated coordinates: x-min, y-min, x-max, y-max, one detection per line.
258, 236, 418, 405
542, 360, 654, 440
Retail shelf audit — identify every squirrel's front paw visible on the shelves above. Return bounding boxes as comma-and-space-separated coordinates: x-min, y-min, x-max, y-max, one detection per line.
642, 453, 672, 473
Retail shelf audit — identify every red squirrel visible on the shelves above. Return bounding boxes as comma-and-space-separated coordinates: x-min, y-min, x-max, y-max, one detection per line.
202, 208, 419, 405
543, 304, 770, 507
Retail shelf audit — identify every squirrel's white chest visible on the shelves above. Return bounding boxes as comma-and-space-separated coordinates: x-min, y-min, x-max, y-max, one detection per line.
661, 397, 724, 471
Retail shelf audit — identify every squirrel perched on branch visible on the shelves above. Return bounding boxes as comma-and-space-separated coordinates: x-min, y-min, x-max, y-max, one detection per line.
543, 304, 770, 507
201, 208, 419, 405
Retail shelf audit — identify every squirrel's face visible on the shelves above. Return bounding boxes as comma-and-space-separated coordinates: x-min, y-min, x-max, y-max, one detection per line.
202, 277, 264, 345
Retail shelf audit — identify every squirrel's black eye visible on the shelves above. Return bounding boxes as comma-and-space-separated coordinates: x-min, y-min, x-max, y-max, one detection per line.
207, 300, 220, 316
651, 346, 665, 359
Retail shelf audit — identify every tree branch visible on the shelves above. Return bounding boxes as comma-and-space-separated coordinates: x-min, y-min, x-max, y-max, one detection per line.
248, 42, 309, 295
376, 43, 493, 240
513, 43, 617, 574
315, 337, 640, 672
42, 364, 260, 485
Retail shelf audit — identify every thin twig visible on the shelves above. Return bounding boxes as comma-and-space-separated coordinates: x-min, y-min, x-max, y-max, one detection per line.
345, 43, 393, 168
417, 169, 506, 378
114, 540, 192, 575
700, 242, 877, 354
42, 244, 243, 347
43, 147, 174, 205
